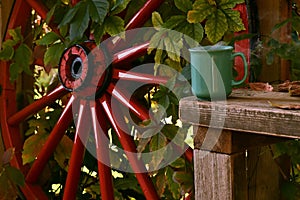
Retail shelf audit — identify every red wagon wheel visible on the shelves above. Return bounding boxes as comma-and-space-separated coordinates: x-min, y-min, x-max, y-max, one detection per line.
0, 0, 252, 199
0, 0, 195, 199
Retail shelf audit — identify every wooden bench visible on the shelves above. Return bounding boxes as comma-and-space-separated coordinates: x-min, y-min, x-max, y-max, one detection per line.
179, 89, 300, 200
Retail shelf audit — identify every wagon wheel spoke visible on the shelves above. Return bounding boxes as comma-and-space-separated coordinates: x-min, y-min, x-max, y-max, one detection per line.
90, 101, 114, 200
7, 86, 68, 125
63, 100, 91, 199
26, 96, 74, 183
100, 94, 160, 200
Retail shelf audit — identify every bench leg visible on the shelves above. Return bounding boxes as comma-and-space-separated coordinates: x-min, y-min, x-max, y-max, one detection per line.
193, 127, 286, 200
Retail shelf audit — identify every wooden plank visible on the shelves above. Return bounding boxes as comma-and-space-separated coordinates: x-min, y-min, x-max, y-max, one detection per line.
193, 127, 287, 154
180, 90, 300, 138
194, 149, 247, 200
193, 128, 285, 200
247, 146, 282, 200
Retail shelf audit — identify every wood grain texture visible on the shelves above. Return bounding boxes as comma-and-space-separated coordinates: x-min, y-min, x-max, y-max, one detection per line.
193, 126, 287, 154
247, 146, 281, 200
194, 150, 248, 200
180, 90, 300, 139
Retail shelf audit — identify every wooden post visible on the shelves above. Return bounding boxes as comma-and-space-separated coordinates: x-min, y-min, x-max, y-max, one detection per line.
193, 127, 285, 200
1, 0, 14, 41
256, 0, 292, 82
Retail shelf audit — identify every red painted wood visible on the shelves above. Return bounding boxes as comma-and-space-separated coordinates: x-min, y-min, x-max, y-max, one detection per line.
184, 147, 193, 163
112, 69, 168, 84
90, 101, 115, 200
112, 42, 149, 65
25, 0, 48, 19
63, 100, 90, 200
100, 94, 159, 200
125, 0, 164, 30
234, 3, 250, 82
107, 83, 150, 121
7, 86, 68, 125
20, 184, 48, 200
26, 96, 74, 183
108, 0, 164, 53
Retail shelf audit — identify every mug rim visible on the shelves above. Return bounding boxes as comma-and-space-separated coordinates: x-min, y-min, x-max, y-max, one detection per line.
189, 45, 233, 52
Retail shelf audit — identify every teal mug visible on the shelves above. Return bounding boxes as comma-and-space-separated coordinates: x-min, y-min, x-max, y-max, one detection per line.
189, 45, 248, 100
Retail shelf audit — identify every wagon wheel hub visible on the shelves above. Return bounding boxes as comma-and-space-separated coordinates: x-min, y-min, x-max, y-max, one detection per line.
58, 42, 110, 98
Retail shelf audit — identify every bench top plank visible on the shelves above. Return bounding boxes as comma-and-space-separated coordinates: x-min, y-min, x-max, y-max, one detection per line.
179, 89, 300, 139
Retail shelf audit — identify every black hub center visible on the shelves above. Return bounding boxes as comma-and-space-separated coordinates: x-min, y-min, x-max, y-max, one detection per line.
71, 57, 83, 79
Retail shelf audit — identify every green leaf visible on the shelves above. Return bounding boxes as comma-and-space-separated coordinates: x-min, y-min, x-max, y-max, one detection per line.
60, 25, 68, 38
154, 42, 164, 62
69, 3, 90, 40
205, 10, 228, 43
104, 16, 125, 37
161, 124, 179, 141
59, 3, 81, 27
164, 58, 182, 74
166, 167, 181, 199
9, 63, 22, 82
149, 133, 167, 170
114, 176, 141, 192
44, 43, 65, 68
272, 18, 291, 33
187, 0, 216, 23
224, 9, 245, 32
136, 137, 151, 153
0, 46, 14, 60
219, 0, 245, 9
155, 170, 167, 197
36, 32, 61, 46
45, 3, 58, 24
163, 33, 183, 62
207, 0, 217, 6
2, 39, 18, 48
22, 133, 49, 164
163, 15, 186, 30
164, 15, 204, 43
174, 0, 193, 13
94, 24, 105, 45
152, 12, 164, 28
170, 157, 186, 169
173, 171, 193, 194
142, 126, 161, 138
54, 135, 73, 171
110, 0, 131, 15
88, 0, 109, 23
148, 30, 166, 54
281, 181, 300, 200
6, 166, 25, 186
8, 27, 22, 42
292, 16, 300, 34
150, 133, 167, 152
14, 43, 33, 75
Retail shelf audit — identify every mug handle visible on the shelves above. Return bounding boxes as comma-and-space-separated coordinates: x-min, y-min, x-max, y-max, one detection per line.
231, 52, 248, 86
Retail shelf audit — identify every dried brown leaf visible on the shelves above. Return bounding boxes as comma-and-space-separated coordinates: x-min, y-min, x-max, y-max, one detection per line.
268, 101, 300, 110
249, 82, 273, 92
